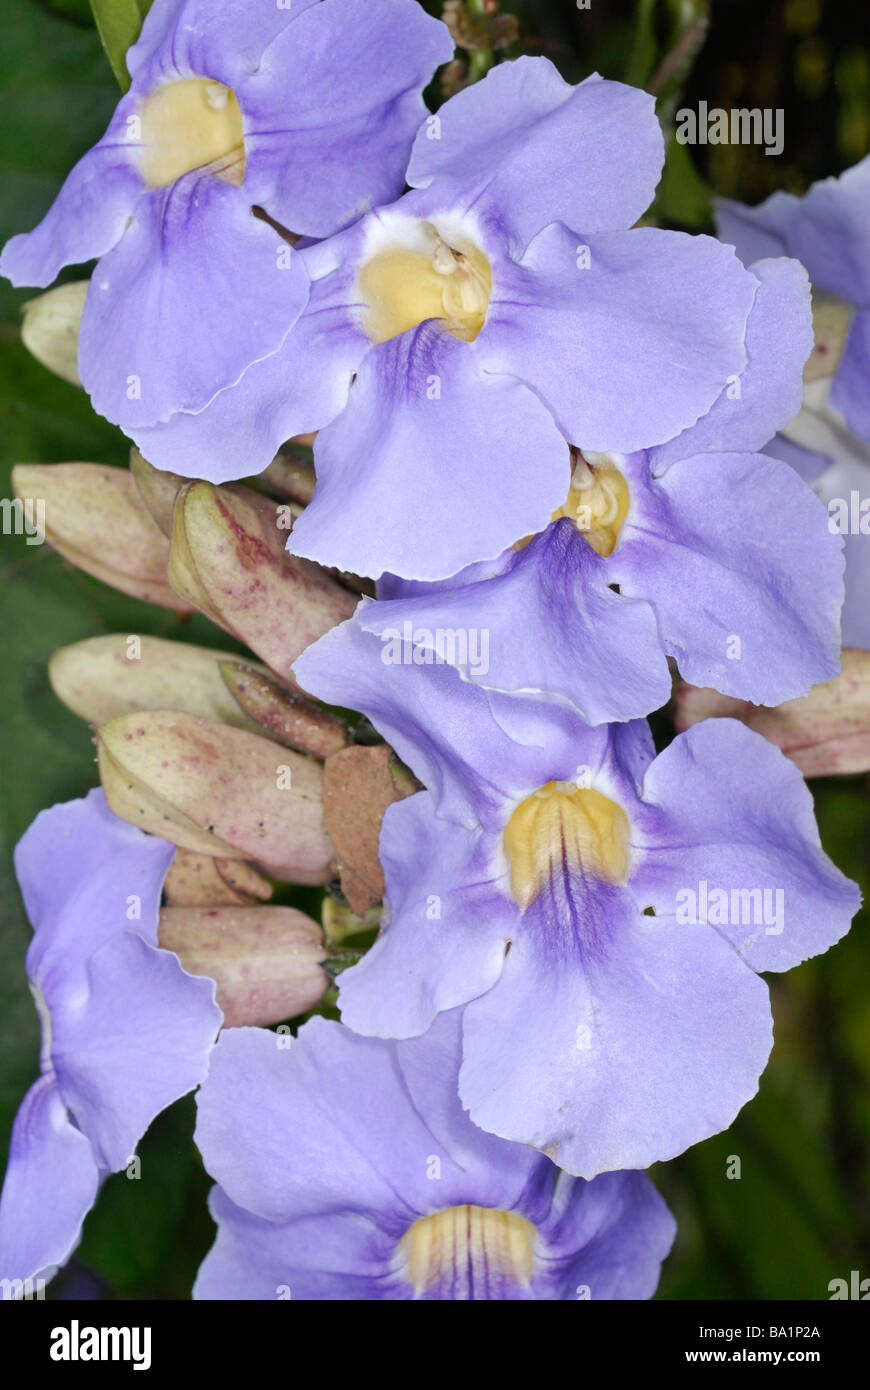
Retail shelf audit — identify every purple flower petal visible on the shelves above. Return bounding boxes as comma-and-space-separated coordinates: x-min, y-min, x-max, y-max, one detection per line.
195, 1187, 411, 1300
610, 449, 843, 703
0, 1076, 98, 1288
460, 901, 773, 1177
407, 61, 663, 251
481, 224, 757, 452
358, 521, 670, 723
242, 0, 453, 236
714, 191, 797, 266
195, 1021, 477, 1226
194, 1015, 675, 1298
294, 615, 633, 829
131, 253, 366, 477
716, 157, 870, 307
830, 308, 870, 442
0, 100, 142, 288
648, 257, 813, 469
51, 931, 220, 1172
126, 0, 321, 90
288, 324, 569, 580
2, 790, 221, 1287
338, 795, 512, 1037
631, 718, 861, 973
79, 172, 308, 427
17, 789, 174, 987
540, 1170, 675, 1300
806, 452, 870, 648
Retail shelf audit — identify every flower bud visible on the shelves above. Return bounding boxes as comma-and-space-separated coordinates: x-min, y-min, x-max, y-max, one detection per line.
49, 634, 273, 732
168, 480, 356, 681
219, 660, 350, 757
97, 710, 335, 882
12, 462, 193, 611
323, 745, 417, 914
158, 905, 327, 1026
321, 896, 382, 946
676, 651, 870, 777
129, 447, 185, 536
20, 280, 88, 386
259, 448, 316, 505
163, 851, 273, 907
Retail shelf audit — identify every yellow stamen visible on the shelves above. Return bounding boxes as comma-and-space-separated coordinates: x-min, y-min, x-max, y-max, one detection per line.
504, 781, 631, 910
401, 1205, 536, 1297
359, 222, 492, 344
139, 79, 245, 190
554, 451, 630, 557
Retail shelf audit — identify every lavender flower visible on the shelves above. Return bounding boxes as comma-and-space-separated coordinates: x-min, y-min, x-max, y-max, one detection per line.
717, 157, 870, 648
294, 620, 860, 1177
368, 254, 839, 715
716, 155, 870, 453
193, 1012, 675, 1300
0, 0, 451, 436
0, 791, 220, 1289
136, 57, 761, 581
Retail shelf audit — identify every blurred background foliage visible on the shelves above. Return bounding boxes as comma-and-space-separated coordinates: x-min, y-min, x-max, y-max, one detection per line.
0, 0, 868, 1299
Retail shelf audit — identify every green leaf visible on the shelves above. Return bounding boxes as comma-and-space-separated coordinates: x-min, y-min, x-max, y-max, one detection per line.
652, 133, 714, 229
89, 0, 152, 91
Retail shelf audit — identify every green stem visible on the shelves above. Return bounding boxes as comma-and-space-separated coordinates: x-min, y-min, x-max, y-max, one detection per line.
465, 0, 495, 85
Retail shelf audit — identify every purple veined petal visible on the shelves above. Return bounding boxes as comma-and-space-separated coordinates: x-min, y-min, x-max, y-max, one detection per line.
480, 224, 757, 453
194, 1187, 410, 1301
610, 449, 844, 704
407, 60, 663, 253
294, 614, 609, 830
50, 930, 220, 1173
16, 788, 174, 992
196, 1165, 673, 1301
242, 0, 454, 237
131, 255, 367, 479
459, 902, 774, 1178
125, 0, 320, 91
78, 171, 308, 429
0, 97, 143, 289
830, 308, 870, 443
195, 1021, 474, 1227
630, 719, 861, 974
337, 795, 513, 1038
534, 1170, 675, 1300
647, 257, 813, 470
193, 1015, 675, 1299
714, 191, 798, 266
356, 520, 671, 725
0, 1075, 99, 1288
288, 322, 569, 580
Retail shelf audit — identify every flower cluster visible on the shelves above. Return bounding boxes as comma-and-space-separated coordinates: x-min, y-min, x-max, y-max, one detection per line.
1, 0, 864, 1301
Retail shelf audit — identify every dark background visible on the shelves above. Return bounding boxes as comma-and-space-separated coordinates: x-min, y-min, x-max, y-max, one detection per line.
0, 0, 868, 1299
